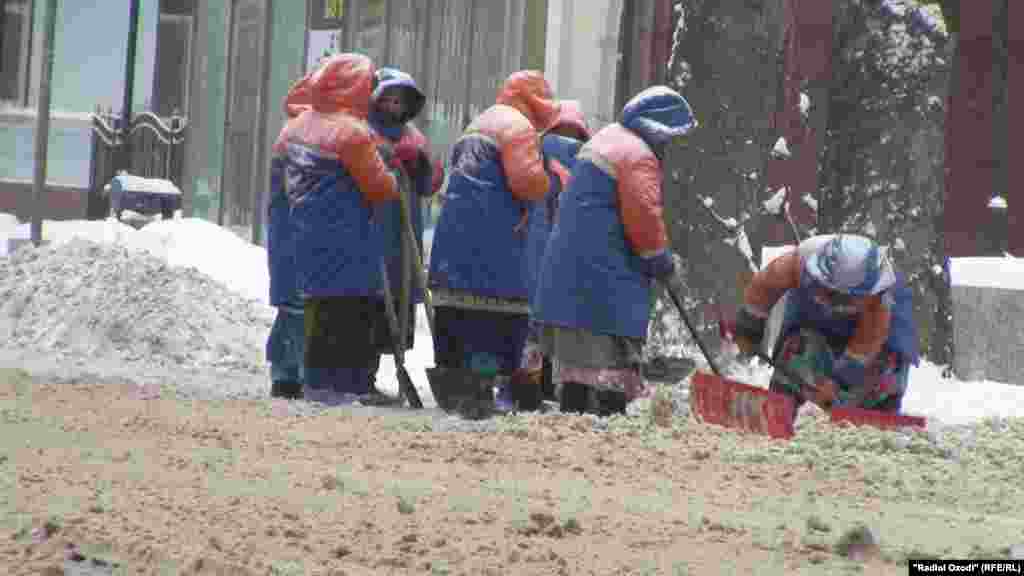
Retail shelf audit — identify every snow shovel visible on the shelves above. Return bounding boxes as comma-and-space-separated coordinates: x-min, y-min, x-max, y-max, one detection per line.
755, 347, 925, 431
378, 256, 423, 409
394, 163, 484, 415
717, 314, 925, 431
661, 280, 797, 438
394, 166, 435, 343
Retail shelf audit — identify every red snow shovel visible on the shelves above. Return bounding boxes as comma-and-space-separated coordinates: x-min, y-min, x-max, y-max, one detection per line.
829, 405, 926, 430
661, 282, 798, 439
716, 313, 926, 431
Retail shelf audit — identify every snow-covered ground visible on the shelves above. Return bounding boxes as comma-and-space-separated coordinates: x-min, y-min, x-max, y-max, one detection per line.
1, 213, 1022, 426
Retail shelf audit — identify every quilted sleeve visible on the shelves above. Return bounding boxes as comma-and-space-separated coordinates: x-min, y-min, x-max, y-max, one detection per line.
845, 293, 891, 362
496, 115, 550, 202
743, 250, 802, 318
335, 124, 399, 204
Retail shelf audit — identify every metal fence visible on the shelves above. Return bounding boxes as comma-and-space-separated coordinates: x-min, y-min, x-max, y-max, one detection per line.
335, 0, 543, 228
87, 109, 188, 219
343, 0, 542, 161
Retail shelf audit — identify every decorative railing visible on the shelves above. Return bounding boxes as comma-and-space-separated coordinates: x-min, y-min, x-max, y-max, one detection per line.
86, 107, 188, 219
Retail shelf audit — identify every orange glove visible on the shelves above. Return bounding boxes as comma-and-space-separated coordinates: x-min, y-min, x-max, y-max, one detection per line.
391, 141, 420, 172
808, 378, 838, 410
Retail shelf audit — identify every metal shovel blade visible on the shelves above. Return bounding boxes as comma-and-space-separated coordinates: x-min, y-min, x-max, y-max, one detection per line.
689, 370, 797, 440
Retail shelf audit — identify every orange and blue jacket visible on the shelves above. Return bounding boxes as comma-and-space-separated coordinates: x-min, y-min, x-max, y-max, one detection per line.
271, 53, 398, 298
743, 237, 919, 365
533, 86, 697, 339
427, 70, 559, 302
367, 68, 443, 305
524, 100, 592, 309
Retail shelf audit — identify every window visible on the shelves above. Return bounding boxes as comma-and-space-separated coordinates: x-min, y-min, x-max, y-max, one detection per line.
152, 0, 194, 116
0, 0, 33, 106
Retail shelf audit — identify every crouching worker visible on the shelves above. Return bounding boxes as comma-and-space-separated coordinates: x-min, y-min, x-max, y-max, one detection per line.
517, 100, 592, 410
366, 67, 443, 403
273, 53, 400, 405
732, 234, 919, 416
427, 70, 559, 415
266, 69, 314, 399
532, 86, 697, 416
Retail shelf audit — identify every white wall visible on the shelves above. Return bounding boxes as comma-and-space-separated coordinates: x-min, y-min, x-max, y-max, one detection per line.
544, 0, 623, 129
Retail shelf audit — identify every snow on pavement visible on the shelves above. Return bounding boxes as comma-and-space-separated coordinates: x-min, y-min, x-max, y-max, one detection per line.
1, 213, 1022, 425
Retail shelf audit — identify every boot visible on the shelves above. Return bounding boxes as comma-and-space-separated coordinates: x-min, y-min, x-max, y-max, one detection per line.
559, 381, 589, 414
304, 367, 364, 406
270, 380, 303, 400
510, 368, 543, 412
427, 365, 495, 419
541, 356, 556, 401
595, 389, 627, 416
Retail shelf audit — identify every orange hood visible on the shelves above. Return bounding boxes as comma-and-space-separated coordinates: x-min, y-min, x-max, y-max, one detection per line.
495, 70, 559, 132
552, 100, 592, 140
282, 71, 314, 119
305, 53, 375, 118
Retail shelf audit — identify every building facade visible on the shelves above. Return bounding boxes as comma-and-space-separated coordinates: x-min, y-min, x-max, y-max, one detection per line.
0, 0, 674, 246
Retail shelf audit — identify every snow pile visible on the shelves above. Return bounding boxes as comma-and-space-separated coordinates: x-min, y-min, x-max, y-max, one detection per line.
949, 257, 1024, 291
1, 215, 271, 306
0, 239, 272, 373
132, 218, 270, 305
2, 216, 164, 257
110, 173, 181, 196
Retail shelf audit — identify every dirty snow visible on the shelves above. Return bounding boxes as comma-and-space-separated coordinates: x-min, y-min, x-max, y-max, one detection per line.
0, 240, 272, 373
1, 214, 1023, 427
799, 92, 811, 118
2, 216, 269, 305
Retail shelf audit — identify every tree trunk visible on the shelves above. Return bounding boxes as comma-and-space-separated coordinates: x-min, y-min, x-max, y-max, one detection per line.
759, 0, 832, 246
943, 1, 995, 257
1008, 0, 1024, 255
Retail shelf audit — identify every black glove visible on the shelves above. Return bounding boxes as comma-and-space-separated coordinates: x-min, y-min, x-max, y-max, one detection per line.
733, 306, 766, 357
663, 268, 685, 297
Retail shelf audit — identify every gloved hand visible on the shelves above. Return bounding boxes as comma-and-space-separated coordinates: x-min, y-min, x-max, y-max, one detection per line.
832, 352, 867, 393
733, 306, 766, 357
391, 141, 421, 172
643, 251, 678, 282
809, 377, 838, 410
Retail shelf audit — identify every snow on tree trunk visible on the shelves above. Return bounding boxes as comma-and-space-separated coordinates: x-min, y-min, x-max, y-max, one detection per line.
760, 0, 831, 247
658, 0, 786, 346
